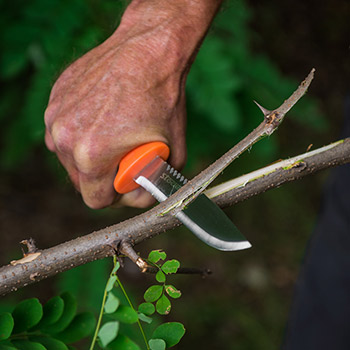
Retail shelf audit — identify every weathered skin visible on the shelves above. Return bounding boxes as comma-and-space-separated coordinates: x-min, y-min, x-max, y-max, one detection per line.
44, 0, 222, 209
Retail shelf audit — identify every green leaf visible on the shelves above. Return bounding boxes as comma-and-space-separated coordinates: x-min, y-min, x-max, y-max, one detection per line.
110, 306, 138, 324
104, 292, 120, 314
161, 260, 180, 275
165, 285, 182, 299
35, 296, 65, 328
144, 285, 163, 303
12, 298, 43, 333
106, 275, 117, 292
56, 312, 96, 344
30, 336, 68, 350
155, 295, 171, 315
148, 250, 166, 264
44, 292, 77, 333
138, 313, 152, 324
152, 322, 185, 348
155, 270, 166, 283
98, 321, 119, 348
108, 334, 140, 350
138, 302, 155, 316
11, 340, 46, 350
0, 313, 14, 340
148, 339, 166, 350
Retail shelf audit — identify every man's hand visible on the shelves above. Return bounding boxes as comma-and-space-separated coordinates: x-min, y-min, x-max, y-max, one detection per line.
44, 0, 221, 209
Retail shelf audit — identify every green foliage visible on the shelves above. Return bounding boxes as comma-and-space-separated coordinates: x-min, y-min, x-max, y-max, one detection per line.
104, 293, 120, 314
0, 292, 95, 350
90, 252, 185, 350
0, 0, 125, 169
111, 306, 138, 324
147, 251, 167, 265
148, 339, 166, 350
57, 312, 96, 343
98, 322, 119, 348
144, 286, 163, 303
35, 296, 64, 328
12, 298, 43, 333
161, 261, 180, 275
138, 303, 155, 316
151, 323, 186, 348
0, 313, 14, 341
44, 292, 76, 333
185, 0, 327, 169
108, 334, 140, 350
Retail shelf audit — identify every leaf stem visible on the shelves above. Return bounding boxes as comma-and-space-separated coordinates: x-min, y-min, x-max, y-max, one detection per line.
89, 263, 113, 350
115, 259, 150, 350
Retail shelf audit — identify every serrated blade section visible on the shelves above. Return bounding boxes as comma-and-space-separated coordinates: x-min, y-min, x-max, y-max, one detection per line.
134, 157, 251, 251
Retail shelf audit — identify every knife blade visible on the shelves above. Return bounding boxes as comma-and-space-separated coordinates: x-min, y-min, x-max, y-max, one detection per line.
114, 142, 251, 251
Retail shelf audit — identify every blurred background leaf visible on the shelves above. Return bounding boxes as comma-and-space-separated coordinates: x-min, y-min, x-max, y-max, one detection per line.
0, 0, 348, 349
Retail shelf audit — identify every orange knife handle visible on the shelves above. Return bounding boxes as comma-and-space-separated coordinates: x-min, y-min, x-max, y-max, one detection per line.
114, 141, 170, 194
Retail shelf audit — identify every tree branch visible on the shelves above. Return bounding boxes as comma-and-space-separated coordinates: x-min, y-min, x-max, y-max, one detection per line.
160, 69, 315, 215
1, 137, 349, 296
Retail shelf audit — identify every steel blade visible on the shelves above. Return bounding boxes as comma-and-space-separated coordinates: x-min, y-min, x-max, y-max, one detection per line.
134, 157, 251, 251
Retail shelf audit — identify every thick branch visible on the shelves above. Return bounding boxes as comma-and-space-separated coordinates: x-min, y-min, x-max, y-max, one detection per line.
1, 137, 349, 296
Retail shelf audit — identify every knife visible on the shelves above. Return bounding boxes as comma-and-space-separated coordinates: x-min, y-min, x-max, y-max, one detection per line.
114, 142, 251, 251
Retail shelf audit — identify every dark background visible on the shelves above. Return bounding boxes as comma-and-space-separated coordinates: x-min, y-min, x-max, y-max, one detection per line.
0, 0, 349, 348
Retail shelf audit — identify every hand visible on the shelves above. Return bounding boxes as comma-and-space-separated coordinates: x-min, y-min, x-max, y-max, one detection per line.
44, 0, 221, 209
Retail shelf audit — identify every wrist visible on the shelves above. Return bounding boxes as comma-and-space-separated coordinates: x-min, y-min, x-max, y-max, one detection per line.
112, 0, 222, 72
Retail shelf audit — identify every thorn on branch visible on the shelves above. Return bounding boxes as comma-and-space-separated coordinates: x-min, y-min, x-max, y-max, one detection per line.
21, 238, 39, 254
10, 238, 41, 266
254, 100, 272, 117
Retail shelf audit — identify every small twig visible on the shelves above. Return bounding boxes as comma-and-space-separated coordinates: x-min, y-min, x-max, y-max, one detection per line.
118, 241, 148, 272
143, 266, 212, 277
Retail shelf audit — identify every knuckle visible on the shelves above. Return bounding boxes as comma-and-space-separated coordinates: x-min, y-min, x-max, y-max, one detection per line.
44, 100, 60, 128
51, 122, 72, 155
73, 139, 97, 174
